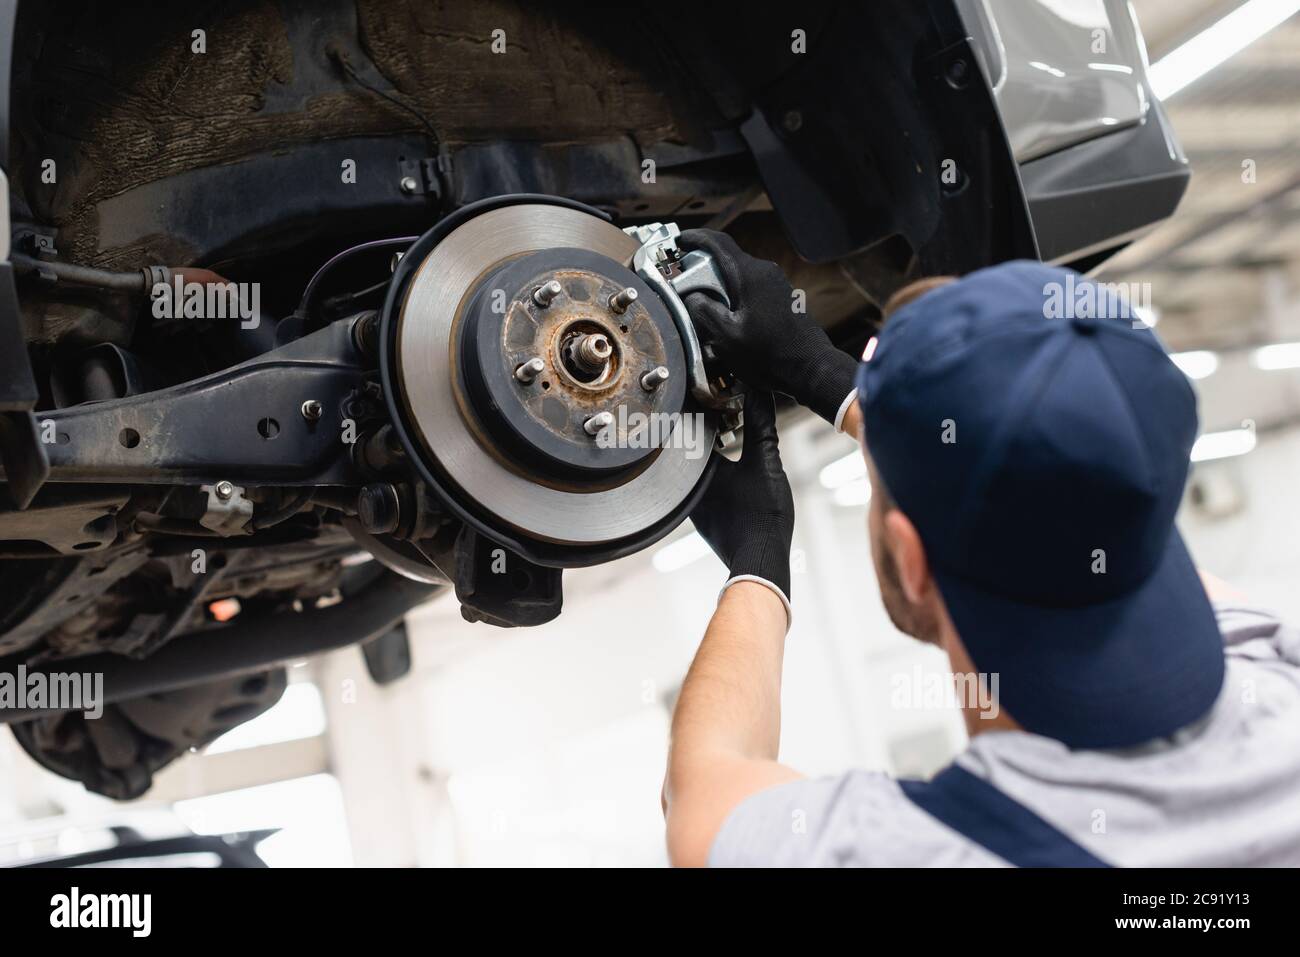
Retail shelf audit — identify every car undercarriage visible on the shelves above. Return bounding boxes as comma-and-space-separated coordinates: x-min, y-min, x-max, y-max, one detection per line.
0, 0, 1186, 797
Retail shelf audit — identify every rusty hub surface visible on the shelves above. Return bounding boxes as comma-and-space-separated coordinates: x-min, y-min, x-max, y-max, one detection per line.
459, 247, 687, 475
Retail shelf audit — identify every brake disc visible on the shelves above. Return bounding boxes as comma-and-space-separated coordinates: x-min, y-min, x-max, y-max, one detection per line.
391, 203, 717, 552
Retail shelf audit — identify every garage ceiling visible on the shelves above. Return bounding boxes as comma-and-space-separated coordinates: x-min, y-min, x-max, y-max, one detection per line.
1105, 0, 1300, 355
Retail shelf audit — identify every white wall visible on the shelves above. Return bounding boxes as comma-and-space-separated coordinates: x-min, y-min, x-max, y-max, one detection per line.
1181, 427, 1300, 618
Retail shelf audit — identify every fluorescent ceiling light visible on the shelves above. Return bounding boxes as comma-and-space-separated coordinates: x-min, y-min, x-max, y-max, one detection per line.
819, 452, 867, 489
1252, 341, 1300, 370
1191, 427, 1257, 462
652, 530, 714, 573
833, 478, 873, 508
1148, 0, 1300, 100
1170, 350, 1219, 379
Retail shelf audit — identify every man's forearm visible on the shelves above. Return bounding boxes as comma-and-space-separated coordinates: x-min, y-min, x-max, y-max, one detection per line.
662, 389, 801, 865
670, 582, 788, 763
664, 581, 801, 866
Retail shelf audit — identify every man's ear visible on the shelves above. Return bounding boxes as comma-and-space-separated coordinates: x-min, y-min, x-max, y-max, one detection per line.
883, 509, 931, 604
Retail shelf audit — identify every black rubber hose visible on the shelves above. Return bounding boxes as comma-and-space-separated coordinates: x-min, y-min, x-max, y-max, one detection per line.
0, 570, 443, 723
296, 236, 417, 319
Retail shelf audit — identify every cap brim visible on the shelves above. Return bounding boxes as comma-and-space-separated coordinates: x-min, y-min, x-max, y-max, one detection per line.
931, 530, 1225, 750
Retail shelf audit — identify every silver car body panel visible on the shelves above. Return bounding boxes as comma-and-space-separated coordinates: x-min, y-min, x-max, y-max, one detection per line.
959, 0, 1154, 163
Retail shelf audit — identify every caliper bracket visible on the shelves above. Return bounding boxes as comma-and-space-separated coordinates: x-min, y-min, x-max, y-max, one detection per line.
624, 222, 740, 413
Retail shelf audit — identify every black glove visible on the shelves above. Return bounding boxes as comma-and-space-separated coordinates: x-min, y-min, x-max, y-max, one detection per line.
690, 389, 795, 612
679, 228, 858, 427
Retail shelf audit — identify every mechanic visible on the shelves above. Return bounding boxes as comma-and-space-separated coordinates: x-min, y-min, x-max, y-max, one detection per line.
662, 230, 1300, 867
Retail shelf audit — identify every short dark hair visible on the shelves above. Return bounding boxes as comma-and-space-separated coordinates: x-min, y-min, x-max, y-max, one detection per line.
882, 276, 957, 321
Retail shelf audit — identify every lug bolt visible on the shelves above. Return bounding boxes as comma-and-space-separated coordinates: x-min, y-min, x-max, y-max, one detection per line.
608, 287, 638, 314
584, 411, 614, 436
640, 366, 670, 391
215, 481, 234, 501
301, 399, 324, 422
532, 280, 563, 307
514, 357, 546, 384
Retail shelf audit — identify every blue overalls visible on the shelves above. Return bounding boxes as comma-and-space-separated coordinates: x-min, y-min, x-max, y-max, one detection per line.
900, 765, 1111, 867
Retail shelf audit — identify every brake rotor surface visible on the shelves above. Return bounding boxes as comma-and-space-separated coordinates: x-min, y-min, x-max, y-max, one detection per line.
395, 204, 715, 546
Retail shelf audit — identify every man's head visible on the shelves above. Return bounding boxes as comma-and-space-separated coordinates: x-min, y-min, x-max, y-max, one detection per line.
853, 262, 1226, 750
867, 446, 1015, 736
865, 278, 955, 647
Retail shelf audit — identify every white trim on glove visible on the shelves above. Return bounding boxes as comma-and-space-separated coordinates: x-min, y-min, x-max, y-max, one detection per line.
719, 575, 792, 632
833, 388, 858, 434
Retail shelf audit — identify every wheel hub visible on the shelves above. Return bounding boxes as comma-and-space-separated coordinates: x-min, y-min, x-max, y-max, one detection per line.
390, 203, 716, 553
457, 247, 688, 476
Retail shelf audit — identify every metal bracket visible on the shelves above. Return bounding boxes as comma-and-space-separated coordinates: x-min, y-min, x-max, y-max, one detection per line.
674, 249, 731, 307
624, 222, 739, 412
6, 319, 368, 487
397, 156, 443, 200
200, 482, 253, 535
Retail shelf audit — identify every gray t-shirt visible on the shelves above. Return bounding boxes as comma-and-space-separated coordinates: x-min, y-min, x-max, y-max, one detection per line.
709, 604, 1300, 867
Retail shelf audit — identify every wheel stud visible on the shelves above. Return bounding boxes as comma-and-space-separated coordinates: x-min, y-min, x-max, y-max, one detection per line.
584, 411, 614, 436
640, 366, 670, 391
608, 287, 638, 314
514, 357, 546, 384
532, 280, 563, 307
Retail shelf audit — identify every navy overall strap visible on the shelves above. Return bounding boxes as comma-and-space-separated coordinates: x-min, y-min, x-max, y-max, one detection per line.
899, 764, 1111, 868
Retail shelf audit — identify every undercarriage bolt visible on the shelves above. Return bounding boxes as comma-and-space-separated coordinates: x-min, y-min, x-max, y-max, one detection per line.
584, 411, 615, 436
351, 312, 381, 358
301, 398, 324, 422
400, 175, 419, 194
514, 356, 546, 384
357, 483, 401, 536
640, 366, 670, 391
215, 481, 234, 501
532, 280, 563, 307
608, 286, 638, 314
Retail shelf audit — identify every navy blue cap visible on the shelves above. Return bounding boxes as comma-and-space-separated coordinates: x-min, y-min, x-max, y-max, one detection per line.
856, 260, 1225, 750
